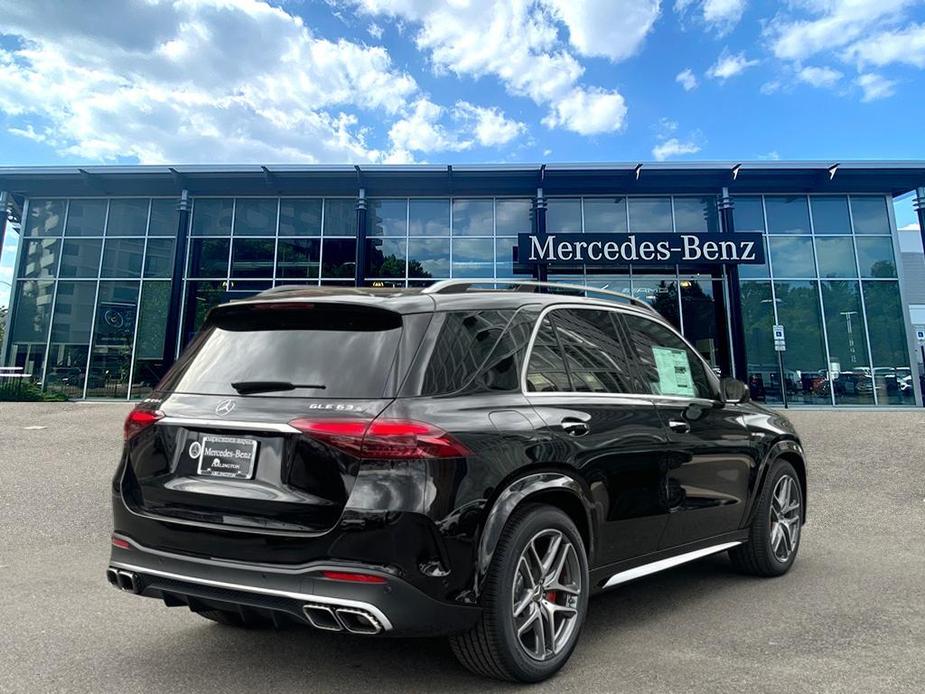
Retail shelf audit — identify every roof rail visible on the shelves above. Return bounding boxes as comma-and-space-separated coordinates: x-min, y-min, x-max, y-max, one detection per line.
421, 279, 658, 314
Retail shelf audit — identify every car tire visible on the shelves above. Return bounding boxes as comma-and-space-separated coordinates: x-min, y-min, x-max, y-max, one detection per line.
729, 459, 803, 577
449, 503, 589, 682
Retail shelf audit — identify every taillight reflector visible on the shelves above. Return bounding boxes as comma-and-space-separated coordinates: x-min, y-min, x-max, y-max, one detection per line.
123, 407, 164, 440
289, 417, 468, 459
321, 570, 387, 584
111, 535, 131, 550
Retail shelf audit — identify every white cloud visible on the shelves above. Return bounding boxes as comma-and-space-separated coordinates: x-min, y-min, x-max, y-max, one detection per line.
900, 223, 919, 231
652, 137, 701, 161
758, 150, 781, 160
387, 98, 468, 154
367, 22, 384, 40
0, 0, 429, 163
856, 73, 897, 101
347, 0, 655, 134
844, 23, 925, 69
797, 65, 843, 88
707, 49, 758, 80
676, 67, 698, 91
675, 0, 746, 35
454, 102, 526, 147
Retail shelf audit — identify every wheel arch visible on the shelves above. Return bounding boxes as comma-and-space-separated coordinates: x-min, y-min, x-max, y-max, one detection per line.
474, 470, 596, 594
750, 439, 808, 525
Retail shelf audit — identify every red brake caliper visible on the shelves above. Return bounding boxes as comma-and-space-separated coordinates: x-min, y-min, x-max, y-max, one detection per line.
545, 591, 557, 603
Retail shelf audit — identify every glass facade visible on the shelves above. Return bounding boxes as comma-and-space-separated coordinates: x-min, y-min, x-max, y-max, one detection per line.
2, 191, 915, 406
736, 194, 912, 406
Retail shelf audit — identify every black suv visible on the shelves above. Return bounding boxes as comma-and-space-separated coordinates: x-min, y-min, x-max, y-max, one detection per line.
108, 280, 806, 682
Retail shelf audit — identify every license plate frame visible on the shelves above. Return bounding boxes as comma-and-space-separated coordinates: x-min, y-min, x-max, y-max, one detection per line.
196, 435, 259, 480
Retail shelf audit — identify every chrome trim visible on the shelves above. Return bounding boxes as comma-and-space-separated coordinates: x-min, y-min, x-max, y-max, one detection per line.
109, 561, 393, 631
601, 541, 743, 589
158, 417, 301, 434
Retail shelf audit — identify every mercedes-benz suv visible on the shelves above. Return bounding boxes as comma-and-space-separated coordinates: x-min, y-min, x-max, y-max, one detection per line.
107, 280, 807, 682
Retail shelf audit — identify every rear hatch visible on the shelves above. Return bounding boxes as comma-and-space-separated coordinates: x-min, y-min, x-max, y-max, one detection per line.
121, 301, 417, 534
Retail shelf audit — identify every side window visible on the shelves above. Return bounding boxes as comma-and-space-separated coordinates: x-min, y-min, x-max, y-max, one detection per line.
420, 310, 514, 395
621, 314, 717, 399
526, 308, 633, 393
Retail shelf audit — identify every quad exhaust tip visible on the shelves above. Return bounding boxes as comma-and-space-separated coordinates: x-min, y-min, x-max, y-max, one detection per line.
302, 603, 383, 635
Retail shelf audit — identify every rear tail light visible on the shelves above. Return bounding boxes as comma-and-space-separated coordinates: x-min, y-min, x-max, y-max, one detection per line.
111, 535, 131, 550
320, 570, 387, 584
289, 417, 468, 459
123, 407, 164, 440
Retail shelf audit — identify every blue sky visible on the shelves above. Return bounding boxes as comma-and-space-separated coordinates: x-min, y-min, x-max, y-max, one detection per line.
2, 0, 925, 306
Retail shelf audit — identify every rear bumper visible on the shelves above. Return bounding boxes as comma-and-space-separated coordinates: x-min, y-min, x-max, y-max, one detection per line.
107, 535, 480, 637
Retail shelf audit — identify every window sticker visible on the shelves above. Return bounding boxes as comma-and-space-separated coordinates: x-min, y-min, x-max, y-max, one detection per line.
651, 346, 695, 397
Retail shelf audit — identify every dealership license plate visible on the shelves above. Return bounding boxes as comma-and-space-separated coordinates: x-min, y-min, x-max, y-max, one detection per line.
196, 435, 258, 479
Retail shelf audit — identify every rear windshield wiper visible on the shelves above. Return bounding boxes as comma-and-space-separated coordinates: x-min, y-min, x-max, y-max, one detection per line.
231, 380, 326, 395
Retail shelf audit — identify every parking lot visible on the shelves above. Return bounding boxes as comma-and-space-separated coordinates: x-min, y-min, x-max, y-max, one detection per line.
1, 402, 923, 693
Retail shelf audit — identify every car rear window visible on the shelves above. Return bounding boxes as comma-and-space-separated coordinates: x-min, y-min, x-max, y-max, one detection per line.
159, 303, 403, 398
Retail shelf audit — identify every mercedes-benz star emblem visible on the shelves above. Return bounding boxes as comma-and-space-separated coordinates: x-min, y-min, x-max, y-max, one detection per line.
215, 399, 236, 417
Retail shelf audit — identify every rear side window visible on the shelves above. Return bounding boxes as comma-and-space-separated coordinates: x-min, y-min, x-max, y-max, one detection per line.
621, 314, 717, 399
526, 308, 634, 393
420, 310, 515, 395
160, 304, 403, 398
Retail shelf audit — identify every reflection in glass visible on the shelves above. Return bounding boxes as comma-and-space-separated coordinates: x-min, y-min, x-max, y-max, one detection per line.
322, 199, 357, 236
765, 196, 810, 234
131, 282, 171, 398
855, 237, 896, 277
231, 238, 275, 278
144, 238, 175, 278
367, 199, 407, 236
862, 281, 913, 404
810, 196, 851, 234
732, 196, 764, 232
821, 281, 873, 404
276, 238, 320, 278
408, 238, 449, 278
18, 239, 61, 279
65, 199, 107, 237
182, 281, 226, 342
410, 199, 450, 236
148, 199, 179, 236
629, 197, 672, 232
774, 280, 829, 404
451, 199, 492, 236
46, 281, 96, 398
680, 277, 718, 367
583, 197, 627, 232
233, 198, 277, 236
321, 238, 356, 277
365, 238, 406, 277
86, 281, 140, 398
187, 238, 229, 277
547, 199, 582, 232
850, 196, 891, 235
101, 238, 144, 278
24, 199, 66, 237
496, 199, 533, 235
495, 237, 518, 278
59, 239, 103, 278
584, 275, 631, 295
740, 280, 782, 403
279, 199, 322, 236
769, 236, 815, 277
674, 197, 719, 232
738, 237, 770, 278
452, 238, 493, 277
815, 237, 857, 278
5, 280, 54, 382
632, 275, 679, 328
106, 199, 149, 236
190, 198, 233, 236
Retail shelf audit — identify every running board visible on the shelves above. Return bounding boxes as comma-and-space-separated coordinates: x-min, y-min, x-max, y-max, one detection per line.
601, 541, 743, 589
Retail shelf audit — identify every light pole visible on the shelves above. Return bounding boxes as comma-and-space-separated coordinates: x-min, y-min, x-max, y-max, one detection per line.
840, 310, 858, 366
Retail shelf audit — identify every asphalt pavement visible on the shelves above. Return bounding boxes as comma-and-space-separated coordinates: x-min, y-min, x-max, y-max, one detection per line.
1, 403, 923, 693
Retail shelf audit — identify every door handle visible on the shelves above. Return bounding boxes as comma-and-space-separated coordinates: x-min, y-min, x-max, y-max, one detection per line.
560, 418, 590, 437
667, 419, 691, 434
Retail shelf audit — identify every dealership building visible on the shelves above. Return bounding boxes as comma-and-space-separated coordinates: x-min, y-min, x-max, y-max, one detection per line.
1, 162, 924, 407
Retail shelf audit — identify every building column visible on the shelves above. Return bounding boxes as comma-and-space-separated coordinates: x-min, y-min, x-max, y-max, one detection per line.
719, 188, 748, 381
916, 187, 925, 256
162, 190, 191, 367
355, 188, 367, 287
533, 186, 548, 283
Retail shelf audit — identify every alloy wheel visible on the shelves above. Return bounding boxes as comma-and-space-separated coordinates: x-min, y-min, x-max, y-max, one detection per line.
511, 529, 582, 661
769, 474, 801, 562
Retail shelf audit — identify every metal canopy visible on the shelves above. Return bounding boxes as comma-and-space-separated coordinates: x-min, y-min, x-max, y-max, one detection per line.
0, 161, 923, 198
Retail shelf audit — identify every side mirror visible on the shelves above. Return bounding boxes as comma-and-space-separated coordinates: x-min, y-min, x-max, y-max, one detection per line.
721, 377, 750, 404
